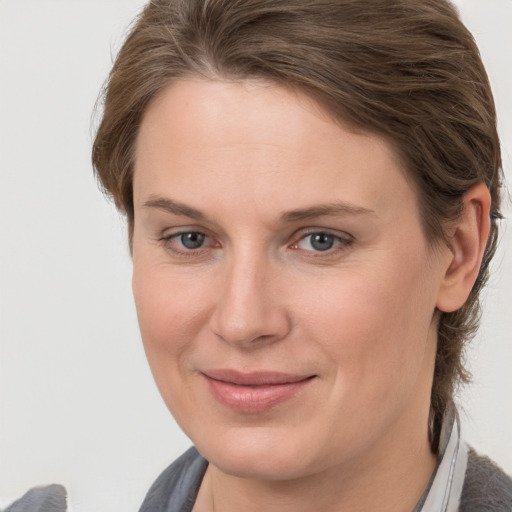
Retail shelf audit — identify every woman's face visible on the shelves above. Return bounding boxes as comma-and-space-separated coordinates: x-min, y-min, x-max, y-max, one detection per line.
132, 80, 448, 480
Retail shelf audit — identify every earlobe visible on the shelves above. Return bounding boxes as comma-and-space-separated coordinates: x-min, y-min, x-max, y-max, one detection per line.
436, 183, 491, 313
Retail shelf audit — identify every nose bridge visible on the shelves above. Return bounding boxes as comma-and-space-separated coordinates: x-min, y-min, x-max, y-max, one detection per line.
210, 245, 290, 348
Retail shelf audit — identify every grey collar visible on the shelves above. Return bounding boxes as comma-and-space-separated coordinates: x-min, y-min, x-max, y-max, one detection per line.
414, 405, 468, 512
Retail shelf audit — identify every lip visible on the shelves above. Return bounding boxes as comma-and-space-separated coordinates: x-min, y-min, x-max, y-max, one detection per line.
201, 369, 316, 413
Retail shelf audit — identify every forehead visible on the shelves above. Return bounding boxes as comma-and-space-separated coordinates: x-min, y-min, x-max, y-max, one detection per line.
133, 79, 418, 225
136, 79, 391, 159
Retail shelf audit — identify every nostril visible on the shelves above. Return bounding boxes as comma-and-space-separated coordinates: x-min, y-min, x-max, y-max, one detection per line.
210, 312, 291, 349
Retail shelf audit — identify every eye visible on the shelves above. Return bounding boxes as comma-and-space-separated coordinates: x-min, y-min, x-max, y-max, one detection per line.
159, 230, 218, 255
292, 231, 352, 253
178, 232, 206, 249
305, 233, 336, 251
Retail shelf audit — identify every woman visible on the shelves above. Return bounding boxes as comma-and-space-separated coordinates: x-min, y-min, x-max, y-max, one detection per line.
90, 0, 511, 510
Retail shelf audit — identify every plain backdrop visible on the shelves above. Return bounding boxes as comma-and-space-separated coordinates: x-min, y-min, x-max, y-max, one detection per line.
0, 1, 510, 510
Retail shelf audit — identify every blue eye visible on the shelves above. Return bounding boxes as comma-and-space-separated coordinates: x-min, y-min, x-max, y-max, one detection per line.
160, 231, 214, 255
294, 232, 351, 253
179, 232, 206, 249
308, 233, 335, 251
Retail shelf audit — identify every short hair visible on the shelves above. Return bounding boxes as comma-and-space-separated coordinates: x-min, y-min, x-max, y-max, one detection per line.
92, 0, 502, 450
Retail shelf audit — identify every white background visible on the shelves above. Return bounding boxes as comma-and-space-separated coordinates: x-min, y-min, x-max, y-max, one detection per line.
0, 1, 510, 510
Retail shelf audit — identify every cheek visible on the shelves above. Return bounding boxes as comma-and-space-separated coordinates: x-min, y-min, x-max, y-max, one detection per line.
132, 260, 211, 381
298, 253, 436, 402
132, 261, 219, 430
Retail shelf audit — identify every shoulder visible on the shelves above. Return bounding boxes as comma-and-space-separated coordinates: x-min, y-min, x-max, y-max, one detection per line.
3, 485, 67, 512
460, 448, 512, 512
138, 446, 208, 512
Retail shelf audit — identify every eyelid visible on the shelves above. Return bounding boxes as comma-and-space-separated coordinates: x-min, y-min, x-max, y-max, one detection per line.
290, 227, 353, 242
159, 224, 215, 241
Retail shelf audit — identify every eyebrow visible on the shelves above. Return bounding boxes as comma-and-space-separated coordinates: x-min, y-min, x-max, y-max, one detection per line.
143, 197, 206, 221
142, 196, 375, 222
280, 203, 375, 222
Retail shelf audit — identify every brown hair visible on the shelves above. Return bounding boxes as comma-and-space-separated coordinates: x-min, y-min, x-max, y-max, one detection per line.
92, 0, 502, 450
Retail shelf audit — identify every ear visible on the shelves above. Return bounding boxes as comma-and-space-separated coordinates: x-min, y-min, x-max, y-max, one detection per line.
436, 183, 491, 313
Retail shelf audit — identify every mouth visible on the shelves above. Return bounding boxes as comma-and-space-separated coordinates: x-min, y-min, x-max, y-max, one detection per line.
201, 369, 316, 413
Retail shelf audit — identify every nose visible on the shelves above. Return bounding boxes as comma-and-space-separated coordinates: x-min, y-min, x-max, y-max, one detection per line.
209, 253, 292, 349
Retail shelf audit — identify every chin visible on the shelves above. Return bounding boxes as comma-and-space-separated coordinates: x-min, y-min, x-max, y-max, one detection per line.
192, 424, 323, 481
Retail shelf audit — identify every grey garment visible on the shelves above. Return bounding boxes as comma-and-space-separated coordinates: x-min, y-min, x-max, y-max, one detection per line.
138, 447, 512, 512
460, 448, 512, 512
3, 485, 66, 512
139, 447, 207, 512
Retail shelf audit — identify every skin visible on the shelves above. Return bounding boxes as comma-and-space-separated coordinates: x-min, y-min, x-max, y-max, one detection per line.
131, 79, 490, 512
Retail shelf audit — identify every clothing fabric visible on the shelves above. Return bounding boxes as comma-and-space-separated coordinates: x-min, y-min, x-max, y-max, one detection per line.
2, 485, 66, 512
138, 409, 512, 512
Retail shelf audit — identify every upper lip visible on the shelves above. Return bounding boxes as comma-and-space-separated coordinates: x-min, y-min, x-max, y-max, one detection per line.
201, 369, 315, 386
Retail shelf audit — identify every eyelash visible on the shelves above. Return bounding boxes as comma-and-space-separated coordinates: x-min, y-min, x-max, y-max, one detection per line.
158, 229, 353, 258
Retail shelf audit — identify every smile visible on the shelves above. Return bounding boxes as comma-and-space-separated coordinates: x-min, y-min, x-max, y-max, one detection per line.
201, 369, 316, 413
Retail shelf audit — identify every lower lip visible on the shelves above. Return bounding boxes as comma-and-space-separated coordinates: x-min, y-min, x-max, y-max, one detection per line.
203, 375, 314, 413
